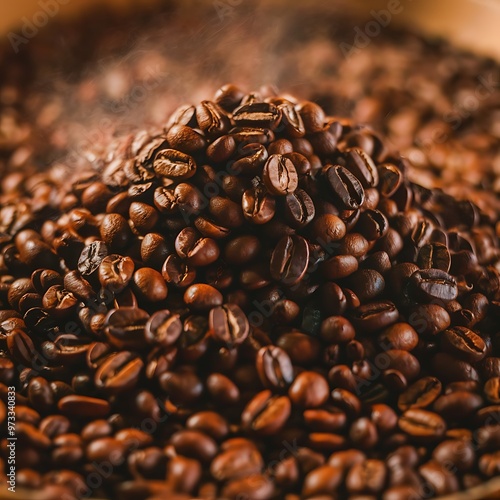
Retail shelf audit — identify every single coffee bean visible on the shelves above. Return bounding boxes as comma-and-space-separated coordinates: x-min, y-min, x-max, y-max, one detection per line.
321, 254, 358, 280
78, 241, 108, 276
153, 148, 196, 179
162, 254, 196, 288
241, 390, 291, 436
289, 371, 329, 408
441, 326, 487, 363
378, 163, 402, 197
378, 323, 419, 351
344, 148, 379, 187
356, 209, 388, 241
320, 316, 355, 344
346, 459, 386, 494
484, 377, 500, 403
398, 377, 442, 411
242, 186, 276, 224
433, 391, 483, 420
270, 235, 309, 286
58, 395, 110, 418
311, 214, 346, 244
302, 464, 342, 497
418, 461, 459, 496
350, 301, 399, 333
407, 303, 451, 336
325, 164, 365, 210
232, 101, 281, 129
209, 304, 249, 347
131, 267, 168, 302
262, 154, 298, 196
144, 310, 182, 347
95, 351, 143, 394
184, 284, 223, 311
409, 269, 458, 302
98, 254, 134, 293
347, 269, 385, 303
210, 445, 263, 482
417, 242, 451, 272
104, 307, 149, 349
284, 189, 315, 228
398, 409, 446, 442
432, 439, 475, 472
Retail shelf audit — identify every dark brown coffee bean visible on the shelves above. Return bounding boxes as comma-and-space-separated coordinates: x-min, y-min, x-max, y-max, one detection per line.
418, 461, 459, 496
417, 242, 451, 272
479, 452, 500, 477
270, 235, 309, 286
206, 373, 240, 405
162, 254, 196, 288
346, 459, 386, 494
302, 464, 342, 497
132, 268, 168, 302
397, 377, 441, 413
170, 429, 217, 463
378, 163, 402, 197
184, 284, 223, 312
321, 254, 358, 280
221, 474, 274, 500
242, 186, 276, 224
209, 304, 249, 347
288, 371, 329, 408
344, 148, 379, 187
284, 189, 315, 228
432, 439, 475, 472
159, 367, 203, 405
441, 326, 487, 363
325, 164, 365, 210
242, 390, 291, 436
433, 390, 483, 420
408, 303, 451, 336
378, 323, 419, 351
409, 269, 458, 302
398, 409, 446, 442
104, 307, 149, 349
153, 148, 197, 179
311, 213, 346, 245
175, 227, 220, 267
320, 316, 355, 344
78, 241, 108, 276
233, 101, 281, 129
351, 301, 399, 333
484, 377, 500, 404
262, 154, 298, 196
347, 269, 385, 303
58, 395, 110, 418
98, 254, 134, 293
7, 329, 36, 366
42, 285, 78, 317
144, 309, 182, 347
210, 445, 263, 482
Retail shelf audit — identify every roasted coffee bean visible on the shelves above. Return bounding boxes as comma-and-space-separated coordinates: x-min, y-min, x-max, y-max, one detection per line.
419, 461, 459, 496
347, 269, 385, 303
242, 390, 291, 436
78, 241, 108, 276
346, 459, 386, 494
408, 303, 451, 336
175, 227, 220, 267
98, 254, 134, 293
378, 163, 402, 197
58, 395, 110, 418
262, 154, 298, 196
270, 235, 309, 286
289, 371, 329, 408
311, 213, 346, 245
398, 377, 442, 411
351, 301, 399, 333
153, 148, 196, 179
484, 377, 500, 403
302, 464, 342, 497
325, 165, 365, 210
144, 310, 182, 347
184, 284, 223, 311
441, 326, 487, 363
356, 209, 388, 240
433, 391, 483, 420
162, 254, 196, 288
132, 268, 168, 302
209, 304, 249, 347
284, 189, 315, 228
409, 269, 458, 303
242, 186, 276, 224
398, 409, 446, 442
344, 148, 379, 187
417, 242, 451, 272
321, 254, 358, 280
104, 307, 149, 349
95, 351, 143, 393
233, 101, 281, 129
100, 213, 132, 250
378, 323, 419, 351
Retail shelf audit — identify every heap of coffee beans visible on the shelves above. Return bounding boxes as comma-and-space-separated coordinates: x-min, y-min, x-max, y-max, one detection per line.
1, 85, 500, 499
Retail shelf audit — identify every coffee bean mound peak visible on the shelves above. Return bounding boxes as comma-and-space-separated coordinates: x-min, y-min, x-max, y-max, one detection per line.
2, 84, 500, 499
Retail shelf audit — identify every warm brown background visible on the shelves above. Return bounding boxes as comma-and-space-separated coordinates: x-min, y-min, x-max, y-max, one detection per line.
1, 0, 499, 60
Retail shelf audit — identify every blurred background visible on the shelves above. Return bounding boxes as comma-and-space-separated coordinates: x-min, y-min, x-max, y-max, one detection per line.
0, 0, 498, 204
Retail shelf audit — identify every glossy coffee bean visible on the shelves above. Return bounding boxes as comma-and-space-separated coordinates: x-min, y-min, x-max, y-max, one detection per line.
242, 390, 291, 436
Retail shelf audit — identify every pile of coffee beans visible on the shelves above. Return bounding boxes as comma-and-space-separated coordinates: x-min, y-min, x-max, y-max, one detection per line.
1, 84, 500, 499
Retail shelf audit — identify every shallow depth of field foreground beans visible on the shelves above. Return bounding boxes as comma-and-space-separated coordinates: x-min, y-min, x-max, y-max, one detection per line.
0, 80, 499, 500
